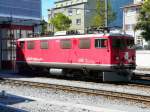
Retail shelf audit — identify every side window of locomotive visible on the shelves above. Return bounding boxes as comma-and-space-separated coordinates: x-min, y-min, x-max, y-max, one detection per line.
20, 41, 25, 49
79, 38, 90, 49
60, 39, 71, 49
95, 39, 107, 48
27, 41, 35, 49
40, 40, 49, 49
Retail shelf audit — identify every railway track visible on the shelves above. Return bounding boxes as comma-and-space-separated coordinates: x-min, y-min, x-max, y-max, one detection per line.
134, 74, 150, 80
0, 78, 150, 105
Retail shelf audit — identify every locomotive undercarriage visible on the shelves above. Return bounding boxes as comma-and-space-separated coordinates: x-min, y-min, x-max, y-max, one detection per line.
17, 62, 134, 82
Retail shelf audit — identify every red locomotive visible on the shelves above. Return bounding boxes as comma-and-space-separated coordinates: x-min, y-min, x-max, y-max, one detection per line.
16, 30, 136, 82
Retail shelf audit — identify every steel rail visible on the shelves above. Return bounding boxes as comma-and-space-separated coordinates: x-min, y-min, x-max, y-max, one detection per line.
0, 78, 150, 104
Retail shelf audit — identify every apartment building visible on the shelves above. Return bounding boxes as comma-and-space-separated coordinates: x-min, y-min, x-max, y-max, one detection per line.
48, 0, 133, 33
48, 0, 96, 33
123, 0, 149, 49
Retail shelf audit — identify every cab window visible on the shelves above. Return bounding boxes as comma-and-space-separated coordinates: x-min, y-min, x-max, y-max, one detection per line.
95, 39, 108, 48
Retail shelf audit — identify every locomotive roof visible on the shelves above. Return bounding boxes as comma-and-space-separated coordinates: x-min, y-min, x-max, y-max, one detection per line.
18, 33, 133, 41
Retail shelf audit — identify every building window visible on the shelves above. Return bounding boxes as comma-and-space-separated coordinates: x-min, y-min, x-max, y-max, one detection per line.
132, 24, 136, 30
66, 2, 68, 6
21, 30, 27, 38
95, 39, 107, 48
27, 31, 33, 38
76, 0, 80, 3
125, 24, 130, 31
135, 7, 140, 13
79, 38, 90, 49
125, 24, 135, 31
125, 24, 129, 31
60, 39, 71, 49
128, 8, 136, 13
76, 19, 81, 25
76, 9, 81, 15
27, 41, 34, 49
16, 30, 20, 39
54, 13, 58, 16
48, 14, 52, 19
40, 40, 49, 49
68, 9, 73, 16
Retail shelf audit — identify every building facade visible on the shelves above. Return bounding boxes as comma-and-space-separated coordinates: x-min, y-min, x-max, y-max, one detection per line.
110, 0, 133, 27
48, 0, 133, 33
48, 0, 95, 34
0, 0, 41, 70
123, 0, 149, 49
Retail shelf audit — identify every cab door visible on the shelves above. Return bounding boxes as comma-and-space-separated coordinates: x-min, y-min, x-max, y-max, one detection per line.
94, 38, 110, 64
111, 37, 126, 64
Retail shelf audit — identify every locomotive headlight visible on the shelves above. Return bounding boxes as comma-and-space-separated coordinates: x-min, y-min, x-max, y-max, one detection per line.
132, 56, 136, 60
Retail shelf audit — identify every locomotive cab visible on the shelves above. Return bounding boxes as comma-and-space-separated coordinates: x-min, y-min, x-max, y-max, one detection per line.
102, 35, 136, 82
110, 36, 135, 69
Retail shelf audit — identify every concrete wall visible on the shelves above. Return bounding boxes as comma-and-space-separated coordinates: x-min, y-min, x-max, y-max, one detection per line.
136, 50, 150, 68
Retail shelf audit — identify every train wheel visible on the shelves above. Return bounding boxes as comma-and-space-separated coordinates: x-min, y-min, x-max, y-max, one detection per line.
89, 71, 103, 81
17, 64, 32, 75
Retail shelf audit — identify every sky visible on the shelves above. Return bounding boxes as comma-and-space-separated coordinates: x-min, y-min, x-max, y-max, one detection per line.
42, 0, 55, 21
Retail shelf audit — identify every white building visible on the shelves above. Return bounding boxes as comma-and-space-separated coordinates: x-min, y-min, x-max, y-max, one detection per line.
134, 0, 144, 3
123, 0, 150, 49
48, 0, 97, 34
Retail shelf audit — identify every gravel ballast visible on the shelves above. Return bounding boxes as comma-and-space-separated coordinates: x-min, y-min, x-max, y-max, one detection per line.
0, 83, 150, 112
0, 72, 150, 112
0, 72, 150, 97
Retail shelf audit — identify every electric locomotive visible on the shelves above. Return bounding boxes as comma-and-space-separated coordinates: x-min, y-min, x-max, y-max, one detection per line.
16, 29, 136, 82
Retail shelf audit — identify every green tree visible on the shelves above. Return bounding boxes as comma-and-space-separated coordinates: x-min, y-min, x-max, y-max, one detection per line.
41, 20, 48, 35
50, 13, 72, 31
91, 0, 116, 27
135, 0, 150, 41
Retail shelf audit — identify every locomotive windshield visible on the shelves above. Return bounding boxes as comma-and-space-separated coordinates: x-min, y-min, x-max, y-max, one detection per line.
126, 39, 134, 49
112, 38, 134, 49
112, 38, 126, 49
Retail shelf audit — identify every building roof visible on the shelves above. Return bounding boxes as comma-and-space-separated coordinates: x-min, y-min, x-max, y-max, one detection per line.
54, 3, 86, 9
55, 0, 71, 4
54, 0, 88, 9
123, 3, 142, 8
